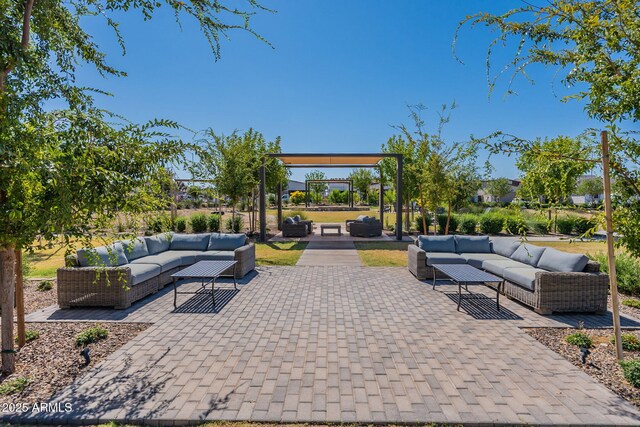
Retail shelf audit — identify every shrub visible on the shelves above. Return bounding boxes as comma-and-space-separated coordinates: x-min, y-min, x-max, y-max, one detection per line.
190, 213, 208, 233
459, 216, 477, 235
15, 329, 40, 344
591, 252, 640, 296
268, 194, 277, 206
556, 217, 575, 235
505, 217, 528, 235
174, 217, 187, 233
36, 280, 53, 292
479, 215, 505, 235
147, 215, 169, 233
414, 215, 433, 234
528, 219, 551, 235
208, 214, 221, 232
620, 360, 640, 388
0, 378, 29, 395
574, 217, 598, 235
623, 299, 640, 309
436, 214, 459, 235
116, 220, 126, 233
611, 334, 640, 351
226, 215, 244, 233
75, 325, 109, 347
565, 332, 593, 348
290, 191, 305, 205
288, 210, 309, 220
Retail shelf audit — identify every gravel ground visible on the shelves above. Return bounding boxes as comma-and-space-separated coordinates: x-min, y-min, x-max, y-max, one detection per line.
525, 328, 640, 409
23, 279, 57, 314
616, 293, 640, 320
0, 322, 149, 405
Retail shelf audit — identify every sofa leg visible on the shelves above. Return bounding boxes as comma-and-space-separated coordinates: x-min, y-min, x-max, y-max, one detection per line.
534, 307, 553, 315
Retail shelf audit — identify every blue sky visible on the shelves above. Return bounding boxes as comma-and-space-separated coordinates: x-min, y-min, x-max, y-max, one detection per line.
79, 0, 600, 182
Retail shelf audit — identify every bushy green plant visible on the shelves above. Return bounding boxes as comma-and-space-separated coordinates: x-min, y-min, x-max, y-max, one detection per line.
0, 378, 29, 395
36, 280, 53, 291
528, 219, 551, 235
620, 360, 640, 388
414, 215, 433, 234
459, 216, 477, 234
174, 217, 187, 233
208, 214, 221, 232
612, 334, 640, 351
15, 330, 40, 344
574, 217, 598, 235
556, 217, 575, 235
591, 252, 640, 296
190, 213, 208, 233
436, 214, 459, 234
289, 191, 305, 205
147, 215, 169, 234
623, 299, 640, 309
226, 216, 244, 233
505, 217, 528, 235
565, 332, 592, 348
75, 325, 109, 347
479, 214, 504, 235
288, 211, 309, 220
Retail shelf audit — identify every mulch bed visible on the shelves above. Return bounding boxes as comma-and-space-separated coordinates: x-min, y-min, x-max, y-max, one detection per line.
0, 322, 149, 405
615, 293, 640, 320
24, 279, 57, 314
525, 327, 640, 409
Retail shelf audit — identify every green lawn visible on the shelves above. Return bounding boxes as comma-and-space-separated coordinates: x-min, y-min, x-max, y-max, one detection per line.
532, 239, 611, 256
255, 242, 308, 266
269, 209, 380, 224
355, 242, 410, 267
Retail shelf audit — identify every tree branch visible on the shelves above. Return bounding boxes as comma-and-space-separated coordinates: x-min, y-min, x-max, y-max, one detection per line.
0, 0, 35, 92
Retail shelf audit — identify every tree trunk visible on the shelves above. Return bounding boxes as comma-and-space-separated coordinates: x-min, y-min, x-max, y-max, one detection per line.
445, 199, 452, 235
0, 247, 16, 374
404, 201, 410, 232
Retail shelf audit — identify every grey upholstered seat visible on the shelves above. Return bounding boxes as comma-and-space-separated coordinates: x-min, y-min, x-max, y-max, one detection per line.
502, 267, 546, 291
425, 252, 467, 266
458, 253, 510, 269
128, 263, 161, 285
482, 259, 531, 276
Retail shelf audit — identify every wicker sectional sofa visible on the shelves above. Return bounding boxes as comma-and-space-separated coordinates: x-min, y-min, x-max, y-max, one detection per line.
408, 235, 609, 314
345, 215, 383, 237
58, 232, 255, 309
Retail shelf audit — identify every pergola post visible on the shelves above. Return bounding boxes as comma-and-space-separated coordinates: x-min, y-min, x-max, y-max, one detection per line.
396, 155, 403, 240
259, 157, 267, 242
277, 182, 283, 231
379, 166, 384, 226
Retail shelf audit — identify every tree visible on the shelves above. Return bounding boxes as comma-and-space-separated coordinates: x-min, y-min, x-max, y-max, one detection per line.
349, 169, 375, 204
485, 178, 512, 203
577, 177, 604, 199
290, 191, 305, 206
305, 170, 327, 204
328, 189, 347, 205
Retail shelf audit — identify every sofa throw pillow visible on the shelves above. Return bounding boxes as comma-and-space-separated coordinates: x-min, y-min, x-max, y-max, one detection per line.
170, 233, 210, 251
293, 215, 301, 223
417, 235, 456, 253
117, 237, 149, 261
355, 215, 368, 222
208, 233, 247, 251
364, 216, 378, 224
454, 236, 491, 253
77, 243, 128, 267
537, 247, 589, 272
144, 232, 173, 255
510, 243, 546, 267
491, 239, 521, 257
284, 217, 294, 225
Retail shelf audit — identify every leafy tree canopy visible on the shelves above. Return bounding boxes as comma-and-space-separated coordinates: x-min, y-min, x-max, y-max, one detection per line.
485, 178, 512, 202
349, 169, 375, 199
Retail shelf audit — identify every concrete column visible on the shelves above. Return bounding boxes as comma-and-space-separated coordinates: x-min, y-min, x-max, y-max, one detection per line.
396, 155, 403, 240
259, 158, 267, 241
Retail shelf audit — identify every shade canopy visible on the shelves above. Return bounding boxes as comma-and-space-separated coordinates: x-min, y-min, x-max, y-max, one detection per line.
272, 153, 386, 166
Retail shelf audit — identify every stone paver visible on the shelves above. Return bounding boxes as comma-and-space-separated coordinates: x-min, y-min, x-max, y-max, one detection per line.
296, 241, 362, 266
17, 266, 640, 425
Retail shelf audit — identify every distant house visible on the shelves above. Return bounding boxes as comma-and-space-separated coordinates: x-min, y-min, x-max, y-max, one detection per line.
571, 174, 604, 205
285, 179, 305, 194
474, 179, 521, 203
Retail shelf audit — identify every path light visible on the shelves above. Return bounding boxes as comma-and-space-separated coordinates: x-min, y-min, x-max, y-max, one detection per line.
80, 347, 90, 365
580, 346, 590, 364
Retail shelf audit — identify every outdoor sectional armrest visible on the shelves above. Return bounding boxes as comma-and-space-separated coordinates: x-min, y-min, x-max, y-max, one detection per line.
534, 271, 609, 313
65, 254, 80, 267
57, 266, 134, 309
407, 244, 427, 280
233, 243, 256, 279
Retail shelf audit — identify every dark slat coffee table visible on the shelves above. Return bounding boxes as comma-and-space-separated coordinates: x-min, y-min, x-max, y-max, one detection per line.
432, 264, 504, 311
171, 260, 237, 309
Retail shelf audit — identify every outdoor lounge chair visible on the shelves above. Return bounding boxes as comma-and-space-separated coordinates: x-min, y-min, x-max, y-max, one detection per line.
346, 215, 383, 237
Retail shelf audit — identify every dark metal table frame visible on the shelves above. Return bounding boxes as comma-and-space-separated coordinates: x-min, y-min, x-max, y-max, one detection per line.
320, 225, 342, 236
431, 264, 504, 311
171, 260, 237, 309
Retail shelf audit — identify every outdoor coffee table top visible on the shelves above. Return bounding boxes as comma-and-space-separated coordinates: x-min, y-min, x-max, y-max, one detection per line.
172, 260, 237, 278
432, 264, 502, 283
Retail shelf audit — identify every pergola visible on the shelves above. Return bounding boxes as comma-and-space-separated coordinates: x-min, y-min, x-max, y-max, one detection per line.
305, 179, 354, 208
259, 153, 403, 241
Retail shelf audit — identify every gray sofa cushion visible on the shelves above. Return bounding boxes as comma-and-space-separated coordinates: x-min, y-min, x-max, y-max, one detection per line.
284, 217, 294, 225
491, 239, 521, 257
130, 251, 183, 272
459, 253, 510, 269
118, 237, 149, 261
503, 267, 545, 291
425, 252, 467, 267
77, 243, 128, 267
364, 216, 378, 224
537, 247, 589, 272
144, 233, 173, 255
455, 236, 491, 253
170, 250, 203, 266
208, 233, 247, 251
356, 215, 368, 222
417, 235, 455, 253
510, 243, 546, 267
197, 251, 236, 262
170, 233, 210, 251
293, 215, 301, 222
128, 263, 161, 285
482, 259, 532, 276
